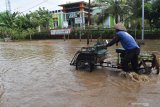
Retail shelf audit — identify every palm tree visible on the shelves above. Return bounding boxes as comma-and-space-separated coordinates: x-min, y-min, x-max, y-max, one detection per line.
20, 14, 38, 40
0, 11, 18, 29
34, 7, 52, 32
0, 7, 54, 40
26, 28, 35, 40
0, 11, 18, 38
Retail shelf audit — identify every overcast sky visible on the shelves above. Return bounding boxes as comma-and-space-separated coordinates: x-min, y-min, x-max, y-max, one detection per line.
0, 0, 90, 13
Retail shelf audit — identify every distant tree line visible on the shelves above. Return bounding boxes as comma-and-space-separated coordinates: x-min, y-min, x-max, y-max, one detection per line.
0, 0, 160, 40
0, 7, 51, 40
93, 0, 160, 30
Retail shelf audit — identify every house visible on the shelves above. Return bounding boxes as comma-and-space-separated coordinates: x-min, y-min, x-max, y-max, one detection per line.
49, 1, 92, 28
49, 1, 115, 36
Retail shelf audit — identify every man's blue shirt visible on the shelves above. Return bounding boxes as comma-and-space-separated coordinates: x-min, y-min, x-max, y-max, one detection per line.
116, 31, 140, 50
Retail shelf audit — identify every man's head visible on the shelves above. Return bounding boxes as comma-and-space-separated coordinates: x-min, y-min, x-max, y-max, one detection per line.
114, 22, 126, 32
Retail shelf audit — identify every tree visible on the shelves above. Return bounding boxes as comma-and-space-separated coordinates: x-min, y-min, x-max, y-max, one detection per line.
0, 6, 52, 40
124, 0, 141, 28
34, 7, 52, 32
0, 11, 18, 37
144, 2, 154, 29
27, 28, 36, 40
152, 0, 160, 28
0, 11, 18, 28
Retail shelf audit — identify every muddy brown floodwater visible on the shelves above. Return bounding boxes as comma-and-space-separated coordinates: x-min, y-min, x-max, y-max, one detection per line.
0, 39, 160, 107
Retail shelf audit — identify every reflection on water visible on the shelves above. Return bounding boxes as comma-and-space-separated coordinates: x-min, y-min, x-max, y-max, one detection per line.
0, 39, 160, 107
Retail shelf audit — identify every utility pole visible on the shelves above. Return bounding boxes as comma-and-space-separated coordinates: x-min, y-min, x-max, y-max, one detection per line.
142, 0, 144, 41
5, 0, 11, 12
87, 0, 91, 45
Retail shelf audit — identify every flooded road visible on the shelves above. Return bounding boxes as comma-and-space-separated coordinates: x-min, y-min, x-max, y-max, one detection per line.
0, 39, 160, 107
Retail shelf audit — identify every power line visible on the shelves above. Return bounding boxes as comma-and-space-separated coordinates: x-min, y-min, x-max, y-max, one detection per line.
21, 0, 48, 13
0, 8, 5, 11
12, 0, 39, 11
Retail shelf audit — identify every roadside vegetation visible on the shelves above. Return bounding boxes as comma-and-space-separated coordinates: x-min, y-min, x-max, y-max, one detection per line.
71, 0, 160, 39
0, 7, 51, 40
0, 0, 160, 40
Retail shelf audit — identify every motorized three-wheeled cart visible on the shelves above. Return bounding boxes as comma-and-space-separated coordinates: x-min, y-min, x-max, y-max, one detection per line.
70, 41, 159, 75
70, 41, 107, 72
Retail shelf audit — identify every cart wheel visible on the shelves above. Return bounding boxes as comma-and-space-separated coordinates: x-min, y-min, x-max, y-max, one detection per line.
76, 60, 93, 72
138, 60, 152, 75
76, 60, 86, 70
138, 60, 159, 75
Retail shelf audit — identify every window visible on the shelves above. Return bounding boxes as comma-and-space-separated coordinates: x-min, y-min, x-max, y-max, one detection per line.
53, 21, 58, 28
